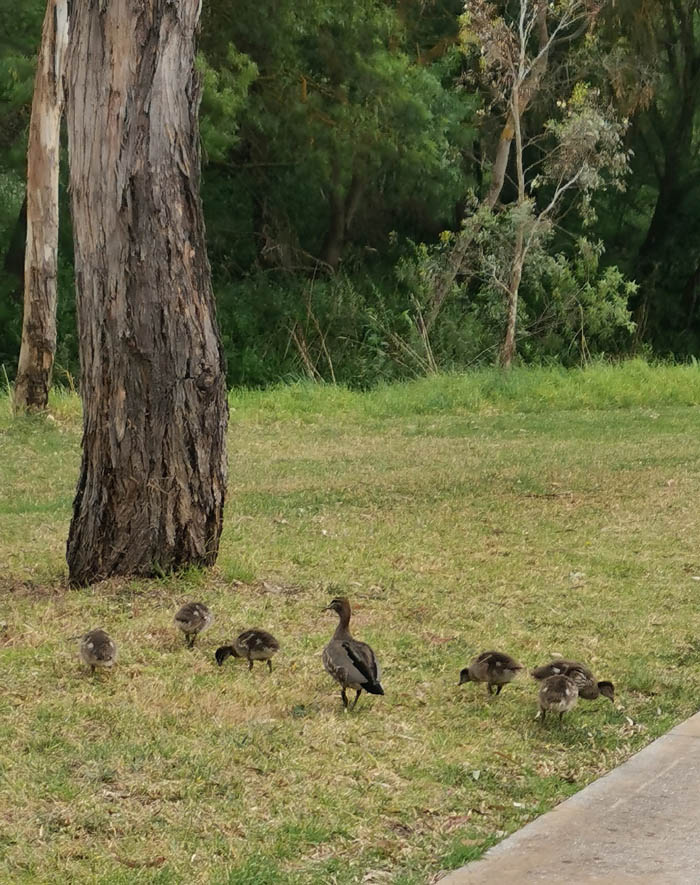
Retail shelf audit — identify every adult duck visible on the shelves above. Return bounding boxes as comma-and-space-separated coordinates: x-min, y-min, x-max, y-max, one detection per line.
322, 597, 384, 710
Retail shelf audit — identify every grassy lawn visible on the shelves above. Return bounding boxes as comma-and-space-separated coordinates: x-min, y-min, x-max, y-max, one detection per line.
1, 360, 700, 884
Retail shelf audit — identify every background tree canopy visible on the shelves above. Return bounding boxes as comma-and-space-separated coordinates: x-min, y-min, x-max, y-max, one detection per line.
1, 0, 699, 388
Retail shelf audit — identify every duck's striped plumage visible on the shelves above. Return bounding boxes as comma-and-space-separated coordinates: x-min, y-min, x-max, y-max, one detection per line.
532, 659, 614, 702
215, 629, 280, 672
79, 629, 117, 674
322, 597, 384, 710
459, 650, 523, 695
538, 673, 579, 721
174, 602, 213, 647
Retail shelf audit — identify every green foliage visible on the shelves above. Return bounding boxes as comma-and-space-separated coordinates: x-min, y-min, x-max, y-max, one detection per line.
589, 0, 700, 353
518, 239, 637, 364
198, 46, 258, 163
0, 0, 697, 389
398, 213, 636, 369
0, 0, 44, 166
216, 269, 422, 388
0, 170, 24, 370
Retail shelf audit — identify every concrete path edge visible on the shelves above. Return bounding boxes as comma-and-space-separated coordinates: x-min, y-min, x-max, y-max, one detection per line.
439, 710, 700, 884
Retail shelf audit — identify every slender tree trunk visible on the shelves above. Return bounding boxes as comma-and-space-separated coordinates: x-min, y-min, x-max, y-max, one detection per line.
500, 84, 527, 370
485, 116, 515, 210
500, 226, 525, 369
321, 160, 363, 271
14, 0, 68, 412
427, 3, 552, 332
65, 0, 228, 585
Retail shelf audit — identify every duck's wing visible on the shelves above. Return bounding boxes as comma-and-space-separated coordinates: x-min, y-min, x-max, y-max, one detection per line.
96, 635, 117, 662
324, 639, 381, 687
174, 603, 196, 627
477, 651, 521, 675
237, 629, 280, 652
532, 659, 582, 680
82, 630, 117, 663
256, 630, 280, 650
175, 603, 211, 630
540, 674, 578, 705
564, 664, 594, 689
346, 639, 381, 683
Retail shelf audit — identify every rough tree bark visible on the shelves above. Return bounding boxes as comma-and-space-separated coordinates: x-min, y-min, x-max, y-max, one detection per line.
14, 0, 68, 412
65, 0, 228, 585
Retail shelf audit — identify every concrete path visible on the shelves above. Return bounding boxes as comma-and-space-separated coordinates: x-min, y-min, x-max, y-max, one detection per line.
440, 711, 700, 884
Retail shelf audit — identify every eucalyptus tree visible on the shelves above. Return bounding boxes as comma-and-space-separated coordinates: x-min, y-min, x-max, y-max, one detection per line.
14, 0, 68, 412
429, 0, 630, 367
65, 0, 228, 585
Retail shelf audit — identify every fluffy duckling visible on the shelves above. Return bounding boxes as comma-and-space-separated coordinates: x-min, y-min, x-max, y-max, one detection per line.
215, 629, 280, 672
322, 597, 384, 710
174, 602, 213, 648
537, 673, 579, 722
459, 651, 523, 695
79, 629, 118, 675
532, 659, 614, 702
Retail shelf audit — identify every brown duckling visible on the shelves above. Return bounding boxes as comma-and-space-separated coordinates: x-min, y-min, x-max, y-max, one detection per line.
174, 602, 213, 648
215, 629, 280, 672
532, 659, 614, 702
537, 673, 579, 722
78, 629, 118, 674
459, 651, 523, 695
322, 597, 384, 710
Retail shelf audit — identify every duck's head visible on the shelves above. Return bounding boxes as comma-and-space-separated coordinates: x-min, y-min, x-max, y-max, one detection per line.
598, 680, 615, 701
324, 597, 351, 618
458, 667, 472, 686
215, 646, 238, 666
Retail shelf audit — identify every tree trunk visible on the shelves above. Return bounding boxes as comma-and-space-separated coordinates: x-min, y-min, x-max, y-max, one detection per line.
500, 225, 525, 370
321, 159, 363, 271
65, 0, 228, 586
427, 2, 552, 332
14, 0, 68, 412
499, 80, 528, 371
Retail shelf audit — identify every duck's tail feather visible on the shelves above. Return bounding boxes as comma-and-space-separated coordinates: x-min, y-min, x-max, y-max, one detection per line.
363, 681, 384, 696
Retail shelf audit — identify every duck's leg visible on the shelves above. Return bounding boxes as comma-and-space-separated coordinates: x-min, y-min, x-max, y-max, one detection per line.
487, 683, 494, 695
539, 709, 546, 723
341, 688, 349, 709
351, 689, 362, 710
247, 656, 254, 672
267, 659, 273, 674
90, 664, 95, 675
187, 633, 195, 649
559, 711, 565, 723
495, 684, 503, 696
